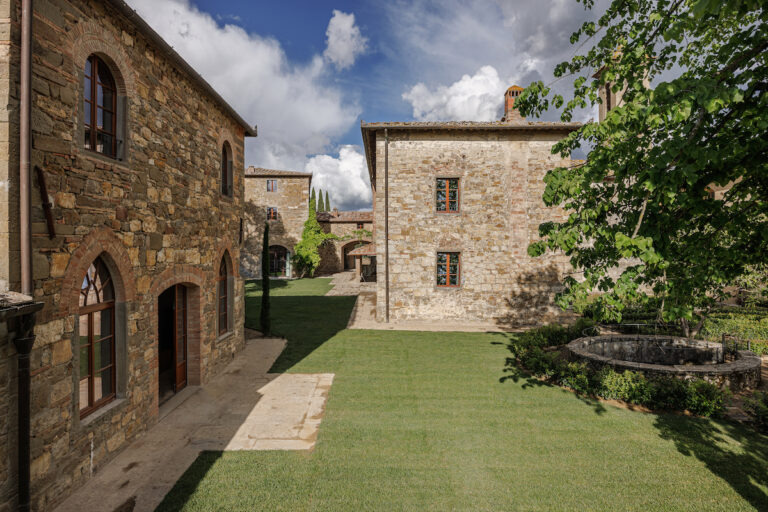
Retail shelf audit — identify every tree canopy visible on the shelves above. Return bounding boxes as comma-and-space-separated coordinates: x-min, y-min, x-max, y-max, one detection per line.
518, 0, 768, 334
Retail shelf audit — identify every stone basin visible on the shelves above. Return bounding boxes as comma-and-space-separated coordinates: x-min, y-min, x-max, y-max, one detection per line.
567, 335, 762, 391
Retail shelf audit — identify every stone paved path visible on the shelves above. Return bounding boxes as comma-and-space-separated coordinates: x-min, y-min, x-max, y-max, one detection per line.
54, 335, 333, 512
323, 270, 375, 296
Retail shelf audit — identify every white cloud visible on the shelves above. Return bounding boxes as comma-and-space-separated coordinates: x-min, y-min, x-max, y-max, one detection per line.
323, 10, 368, 71
126, 0, 362, 182
402, 65, 508, 121
305, 146, 371, 211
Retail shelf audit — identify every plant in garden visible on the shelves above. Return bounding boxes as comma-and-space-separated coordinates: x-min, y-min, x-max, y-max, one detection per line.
293, 194, 337, 277
744, 391, 768, 433
260, 222, 270, 335
520, 0, 768, 336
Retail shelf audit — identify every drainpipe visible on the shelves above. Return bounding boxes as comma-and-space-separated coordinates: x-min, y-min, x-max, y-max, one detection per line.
14, 317, 35, 512
20, 0, 33, 296
384, 129, 389, 323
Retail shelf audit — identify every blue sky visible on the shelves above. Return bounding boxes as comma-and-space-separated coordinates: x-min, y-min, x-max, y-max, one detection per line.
127, 0, 604, 210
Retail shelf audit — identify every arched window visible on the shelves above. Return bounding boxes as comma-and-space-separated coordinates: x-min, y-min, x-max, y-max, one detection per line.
218, 256, 229, 335
84, 55, 118, 158
79, 256, 116, 417
221, 142, 233, 197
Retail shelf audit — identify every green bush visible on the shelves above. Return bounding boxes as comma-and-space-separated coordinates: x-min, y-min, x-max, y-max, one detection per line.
649, 377, 689, 411
744, 391, 768, 433
685, 380, 729, 417
598, 369, 652, 405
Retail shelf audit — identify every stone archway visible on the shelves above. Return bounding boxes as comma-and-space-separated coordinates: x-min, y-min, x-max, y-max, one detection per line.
342, 241, 369, 271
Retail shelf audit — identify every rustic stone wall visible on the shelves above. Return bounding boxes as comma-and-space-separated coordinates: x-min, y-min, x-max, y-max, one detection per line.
242, 175, 310, 278
0, 0, 249, 509
371, 129, 574, 327
317, 221, 372, 275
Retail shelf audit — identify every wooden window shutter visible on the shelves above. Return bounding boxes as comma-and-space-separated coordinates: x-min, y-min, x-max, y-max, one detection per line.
227, 159, 234, 196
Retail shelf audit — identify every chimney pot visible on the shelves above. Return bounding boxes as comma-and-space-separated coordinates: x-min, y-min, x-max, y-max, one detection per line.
502, 85, 526, 123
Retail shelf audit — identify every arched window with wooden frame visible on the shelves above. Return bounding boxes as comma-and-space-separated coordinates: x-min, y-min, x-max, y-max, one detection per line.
78, 256, 116, 418
221, 142, 233, 197
84, 55, 120, 159
218, 256, 229, 335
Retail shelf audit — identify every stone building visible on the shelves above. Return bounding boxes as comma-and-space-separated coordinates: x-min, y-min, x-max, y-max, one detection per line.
360, 86, 580, 327
0, 0, 256, 509
242, 167, 311, 278
316, 209, 373, 275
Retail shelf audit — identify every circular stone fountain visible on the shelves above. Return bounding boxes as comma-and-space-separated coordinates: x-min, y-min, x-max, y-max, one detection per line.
567, 335, 762, 391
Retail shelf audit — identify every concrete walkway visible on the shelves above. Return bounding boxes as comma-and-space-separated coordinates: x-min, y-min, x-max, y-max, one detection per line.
324, 270, 375, 296
54, 336, 334, 512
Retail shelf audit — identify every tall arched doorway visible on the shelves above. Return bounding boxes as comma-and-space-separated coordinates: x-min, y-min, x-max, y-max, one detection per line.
269, 245, 290, 277
158, 284, 189, 403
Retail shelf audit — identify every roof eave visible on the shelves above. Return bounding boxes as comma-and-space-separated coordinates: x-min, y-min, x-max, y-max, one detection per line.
106, 0, 257, 137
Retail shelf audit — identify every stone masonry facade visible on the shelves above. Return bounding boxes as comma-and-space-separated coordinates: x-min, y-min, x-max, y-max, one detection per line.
362, 123, 579, 327
316, 210, 372, 275
0, 0, 255, 510
242, 167, 311, 278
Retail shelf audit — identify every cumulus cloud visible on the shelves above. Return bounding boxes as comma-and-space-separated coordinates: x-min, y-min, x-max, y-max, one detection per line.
126, 0, 362, 184
305, 146, 371, 211
385, 0, 608, 124
402, 65, 508, 121
323, 10, 368, 71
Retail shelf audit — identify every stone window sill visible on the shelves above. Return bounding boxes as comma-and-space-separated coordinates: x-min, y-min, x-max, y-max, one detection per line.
77, 397, 127, 430
217, 330, 235, 343
77, 148, 130, 173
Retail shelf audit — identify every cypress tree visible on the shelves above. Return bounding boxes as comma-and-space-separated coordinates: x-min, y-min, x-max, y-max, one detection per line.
325, 191, 330, 212
318, 189, 325, 212
260, 222, 271, 336
310, 188, 316, 210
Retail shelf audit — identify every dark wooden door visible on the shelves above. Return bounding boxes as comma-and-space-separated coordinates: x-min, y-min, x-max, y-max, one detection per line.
173, 284, 187, 391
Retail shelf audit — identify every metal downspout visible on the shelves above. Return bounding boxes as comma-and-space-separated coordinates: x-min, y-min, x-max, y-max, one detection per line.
384, 129, 389, 323
20, 0, 33, 295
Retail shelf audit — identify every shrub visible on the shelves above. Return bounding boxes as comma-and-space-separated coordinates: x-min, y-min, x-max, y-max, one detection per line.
744, 391, 768, 433
598, 369, 652, 405
649, 377, 688, 411
685, 380, 729, 417
558, 361, 592, 394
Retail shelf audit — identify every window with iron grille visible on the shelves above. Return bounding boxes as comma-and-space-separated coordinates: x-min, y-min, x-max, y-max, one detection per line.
436, 252, 460, 287
436, 178, 460, 212
267, 207, 278, 220
267, 179, 277, 192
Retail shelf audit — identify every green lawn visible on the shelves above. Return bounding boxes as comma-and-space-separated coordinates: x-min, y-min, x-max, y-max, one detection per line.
157, 278, 768, 511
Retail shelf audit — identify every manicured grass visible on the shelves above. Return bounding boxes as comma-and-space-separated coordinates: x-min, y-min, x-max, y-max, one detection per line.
157, 279, 768, 511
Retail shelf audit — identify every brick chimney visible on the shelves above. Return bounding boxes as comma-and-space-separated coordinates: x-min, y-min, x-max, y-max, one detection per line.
333, 207, 339, 217
501, 85, 526, 123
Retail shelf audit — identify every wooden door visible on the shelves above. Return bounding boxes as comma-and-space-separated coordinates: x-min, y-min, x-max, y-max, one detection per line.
173, 284, 187, 391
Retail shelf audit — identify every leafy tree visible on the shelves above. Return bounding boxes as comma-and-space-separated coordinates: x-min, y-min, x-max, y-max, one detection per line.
325, 190, 331, 212
310, 188, 317, 210
260, 222, 271, 335
293, 194, 337, 277
318, 189, 326, 212
519, 0, 768, 336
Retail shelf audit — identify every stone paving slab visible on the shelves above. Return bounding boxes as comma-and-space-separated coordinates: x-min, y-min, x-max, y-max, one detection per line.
53, 337, 334, 512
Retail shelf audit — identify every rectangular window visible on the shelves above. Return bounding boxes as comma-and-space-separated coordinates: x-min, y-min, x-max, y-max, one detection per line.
267, 207, 278, 220
436, 252, 460, 287
356, 222, 364, 230
267, 179, 277, 192
436, 178, 459, 212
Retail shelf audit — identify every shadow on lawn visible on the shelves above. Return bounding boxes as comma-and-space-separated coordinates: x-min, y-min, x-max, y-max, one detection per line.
493, 333, 607, 415
156, 451, 223, 512
244, 281, 357, 373
654, 414, 768, 510
494, 332, 768, 508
